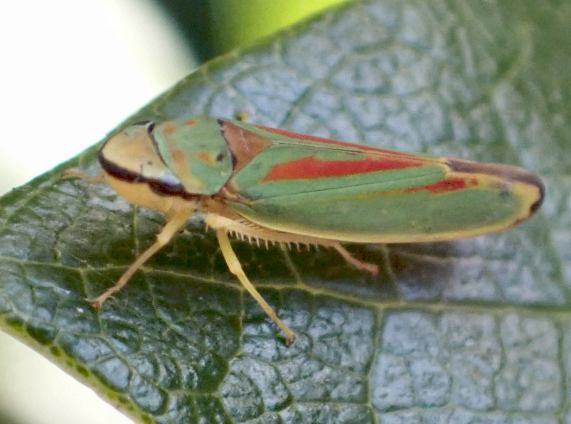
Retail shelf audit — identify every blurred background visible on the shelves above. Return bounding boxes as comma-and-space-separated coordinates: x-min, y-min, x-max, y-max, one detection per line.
0, 0, 344, 423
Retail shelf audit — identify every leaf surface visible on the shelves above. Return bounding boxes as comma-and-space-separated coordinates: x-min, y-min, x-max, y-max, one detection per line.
1, 1, 570, 422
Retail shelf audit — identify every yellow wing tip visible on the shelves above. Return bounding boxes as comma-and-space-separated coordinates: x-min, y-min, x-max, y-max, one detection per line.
447, 158, 545, 217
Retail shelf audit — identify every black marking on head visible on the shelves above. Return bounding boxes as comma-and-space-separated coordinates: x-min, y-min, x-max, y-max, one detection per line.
99, 150, 197, 200
217, 119, 238, 169
132, 119, 153, 126
98, 149, 141, 183
145, 121, 170, 168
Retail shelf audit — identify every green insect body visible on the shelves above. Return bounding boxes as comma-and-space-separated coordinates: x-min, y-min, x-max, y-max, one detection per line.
77, 117, 544, 345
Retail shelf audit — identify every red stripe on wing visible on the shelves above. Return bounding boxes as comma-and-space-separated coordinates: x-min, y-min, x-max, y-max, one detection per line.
406, 177, 479, 193
263, 156, 423, 182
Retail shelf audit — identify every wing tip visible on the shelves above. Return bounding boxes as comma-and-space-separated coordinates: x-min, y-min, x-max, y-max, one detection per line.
447, 158, 545, 216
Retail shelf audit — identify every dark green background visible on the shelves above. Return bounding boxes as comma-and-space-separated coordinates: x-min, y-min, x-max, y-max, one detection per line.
1, 0, 570, 423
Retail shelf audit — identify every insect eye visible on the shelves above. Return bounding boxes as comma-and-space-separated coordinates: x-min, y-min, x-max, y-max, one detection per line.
216, 152, 225, 162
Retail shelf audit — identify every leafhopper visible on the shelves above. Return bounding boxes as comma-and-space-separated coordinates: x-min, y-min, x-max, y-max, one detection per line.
70, 117, 544, 345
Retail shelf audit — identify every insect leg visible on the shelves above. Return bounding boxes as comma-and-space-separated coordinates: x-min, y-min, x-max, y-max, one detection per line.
88, 210, 193, 308
216, 228, 296, 345
332, 243, 379, 276
63, 168, 106, 184
205, 212, 379, 277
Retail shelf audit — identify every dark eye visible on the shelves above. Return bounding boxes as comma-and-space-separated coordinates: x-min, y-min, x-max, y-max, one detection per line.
216, 152, 225, 162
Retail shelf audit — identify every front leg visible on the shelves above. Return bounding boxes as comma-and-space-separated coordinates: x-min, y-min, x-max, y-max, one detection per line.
89, 209, 194, 308
62, 168, 106, 184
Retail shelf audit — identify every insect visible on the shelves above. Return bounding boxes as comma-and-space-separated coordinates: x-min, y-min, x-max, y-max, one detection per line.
69, 117, 544, 345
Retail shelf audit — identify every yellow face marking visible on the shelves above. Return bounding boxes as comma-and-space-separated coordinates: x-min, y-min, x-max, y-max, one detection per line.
196, 150, 219, 166
168, 146, 204, 192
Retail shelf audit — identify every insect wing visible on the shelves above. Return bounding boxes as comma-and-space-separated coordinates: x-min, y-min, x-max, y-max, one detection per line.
221, 120, 543, 243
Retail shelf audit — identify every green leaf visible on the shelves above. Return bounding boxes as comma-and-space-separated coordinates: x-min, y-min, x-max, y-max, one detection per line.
1, 0, 570, 422
154, 0, 346, 60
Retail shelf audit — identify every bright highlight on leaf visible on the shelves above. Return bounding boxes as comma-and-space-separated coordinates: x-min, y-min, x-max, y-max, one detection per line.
209, 0, 348, 52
